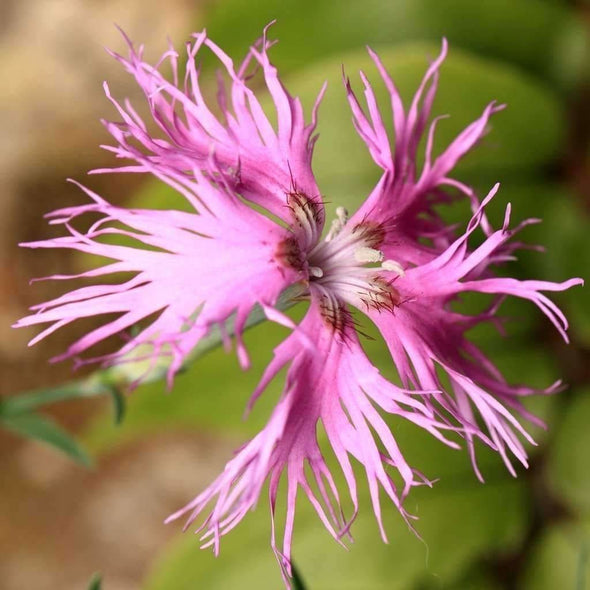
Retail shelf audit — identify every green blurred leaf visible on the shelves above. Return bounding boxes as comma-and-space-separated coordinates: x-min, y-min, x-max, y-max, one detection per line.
546, 388, 590, 515
440, 568, 503, 590
281, 43, 564, 208
520, 521, 590, 590
1, 378, 126, 428
205, 0, 588, 90
578, 542, 589, 590
107, 386, 126, 426
144, 477, 527, 590
0, 380, 107, 417
291, 562, 306, 590
88, 572, 102, 590
1, 412, 93, 468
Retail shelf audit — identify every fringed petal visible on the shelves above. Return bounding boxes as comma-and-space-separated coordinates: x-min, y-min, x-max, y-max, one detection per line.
365, 185, 582, 475
344, 41, 504, 262
168, 301, 455, 587
14, 171, 303, 383
97, 24, 325, 227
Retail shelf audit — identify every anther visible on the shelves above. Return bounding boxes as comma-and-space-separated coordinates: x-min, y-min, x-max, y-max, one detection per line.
381, 259, 405, 276
354, 246, 384, 264
335, 207, 349, 223
326, 207, 349, 242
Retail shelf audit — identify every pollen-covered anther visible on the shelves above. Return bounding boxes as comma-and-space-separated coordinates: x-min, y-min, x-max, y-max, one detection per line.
354, 246, 384, 264
381, 259, 405, 276
353, 246, 405, 276
325, 206, 349, 242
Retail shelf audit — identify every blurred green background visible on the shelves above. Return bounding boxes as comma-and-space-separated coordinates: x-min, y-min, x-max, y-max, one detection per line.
1, 1, 589, 589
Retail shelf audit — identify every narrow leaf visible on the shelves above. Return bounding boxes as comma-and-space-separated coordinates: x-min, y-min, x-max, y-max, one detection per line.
88, 572, 102, 590
1, 413, 93, 468
0, 380, 108, 417
106, 386, 126, 425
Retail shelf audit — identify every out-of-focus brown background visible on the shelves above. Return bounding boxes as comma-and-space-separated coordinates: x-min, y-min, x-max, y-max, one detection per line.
0, 3, 220, 589
1, 1, 589, 589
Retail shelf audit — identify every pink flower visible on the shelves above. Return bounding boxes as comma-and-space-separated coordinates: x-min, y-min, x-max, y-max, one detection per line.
15, 26, 582, 586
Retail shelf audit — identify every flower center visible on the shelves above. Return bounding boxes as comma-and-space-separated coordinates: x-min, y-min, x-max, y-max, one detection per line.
275, 194, 404, 331
307, 207, 403, 315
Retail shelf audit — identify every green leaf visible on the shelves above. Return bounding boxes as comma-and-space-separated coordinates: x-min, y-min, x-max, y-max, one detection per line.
1, 378, 126, 427
88, 572, 102, 590
0, 381, 106, 417
205, 0, 588, 91
144, 477, 527, 590
520, 521, 590, 590
281, 43, 564, 209
546, 388, 590, 515
1, 412, 93, 468
106, 386, 126, 426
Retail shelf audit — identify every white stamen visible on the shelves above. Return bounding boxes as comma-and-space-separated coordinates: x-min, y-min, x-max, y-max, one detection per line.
354, 246, 384, 264
309, 266, 324, 278
336, 207, 349, 223
381, 259, 405, 276
325, 207, 349, 242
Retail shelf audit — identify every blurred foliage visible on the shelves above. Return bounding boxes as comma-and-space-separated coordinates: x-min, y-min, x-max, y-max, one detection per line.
145, 479, 527, 590
205, 0, 589, 91
9, 0, 590, 588
520, 521, 590, 589
1, 412, 93, 468
0, 377, 124, 466
547, 388, 590, 515
87, 573, 102, 590
86, 0, 589, 584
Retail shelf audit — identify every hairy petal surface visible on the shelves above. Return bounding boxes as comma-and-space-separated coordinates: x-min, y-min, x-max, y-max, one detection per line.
168, 301, 455, 585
